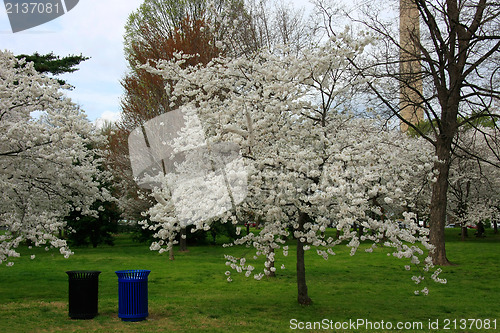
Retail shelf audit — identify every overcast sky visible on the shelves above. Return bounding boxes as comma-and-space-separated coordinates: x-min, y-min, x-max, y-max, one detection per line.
1, 0, 313, 125
1, 0, 143, 124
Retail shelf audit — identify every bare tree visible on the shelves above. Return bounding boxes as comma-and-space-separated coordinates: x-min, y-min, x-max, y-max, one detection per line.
245, 0, 318, 54
338, 0, 500, 265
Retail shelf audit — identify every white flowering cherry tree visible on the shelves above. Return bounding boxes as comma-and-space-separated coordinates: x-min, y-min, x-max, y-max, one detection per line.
448, 126, 500, 238
0, 50, 108, 265
140, 31, 446, 304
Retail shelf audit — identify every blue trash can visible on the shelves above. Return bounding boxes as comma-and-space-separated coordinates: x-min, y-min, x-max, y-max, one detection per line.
115, 270, 151, 321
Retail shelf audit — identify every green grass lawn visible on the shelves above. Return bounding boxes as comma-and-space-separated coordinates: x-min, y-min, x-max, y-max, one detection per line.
0, 228, 499, 332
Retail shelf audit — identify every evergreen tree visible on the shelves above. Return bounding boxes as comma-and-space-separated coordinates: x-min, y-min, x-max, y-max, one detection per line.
15, 51, 89, 86
65, 200, 120, 248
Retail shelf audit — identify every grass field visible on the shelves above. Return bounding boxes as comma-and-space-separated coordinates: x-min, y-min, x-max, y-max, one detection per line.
0, 228, 499, 332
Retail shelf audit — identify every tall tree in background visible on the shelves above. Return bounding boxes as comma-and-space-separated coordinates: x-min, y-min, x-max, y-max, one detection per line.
120, 0, 316, 133
342, 0, 500, 265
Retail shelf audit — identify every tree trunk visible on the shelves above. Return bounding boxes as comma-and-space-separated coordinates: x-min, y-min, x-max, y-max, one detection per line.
211, 230, 217, 245
429, 139, 453, 266
179, 227, 188, 252
169, 243, 175, 260
335, 229, 341, 240
169, 249, 175, 260
460, 225, 468, 241
494, 220, 498, 234
358, 225, 364, 238
266, 247, 276, 278
296, 212, 312, 305
476, 222, 485, 238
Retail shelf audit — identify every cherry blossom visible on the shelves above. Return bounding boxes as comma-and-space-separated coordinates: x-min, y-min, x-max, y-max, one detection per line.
0, 50, 109, 265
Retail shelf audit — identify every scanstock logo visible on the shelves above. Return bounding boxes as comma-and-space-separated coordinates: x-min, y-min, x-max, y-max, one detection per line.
4, 0, 79, 33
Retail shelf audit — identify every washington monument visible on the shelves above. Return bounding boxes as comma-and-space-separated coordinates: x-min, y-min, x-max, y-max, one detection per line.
400, 0, 424, 132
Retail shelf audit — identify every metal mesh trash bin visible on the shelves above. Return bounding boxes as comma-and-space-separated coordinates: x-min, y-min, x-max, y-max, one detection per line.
66, 270, 101, 319
115, 270, 151, 321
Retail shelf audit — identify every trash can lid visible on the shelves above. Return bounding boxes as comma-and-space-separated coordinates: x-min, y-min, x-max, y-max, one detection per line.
66, 270, 101, 279
115, 269, 151, 280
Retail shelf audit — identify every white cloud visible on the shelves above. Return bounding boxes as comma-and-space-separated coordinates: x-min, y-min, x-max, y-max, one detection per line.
101, 110, 122, 122
94, 110, 122, 129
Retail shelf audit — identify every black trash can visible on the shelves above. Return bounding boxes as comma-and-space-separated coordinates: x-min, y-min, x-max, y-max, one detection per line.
115, 270, 151, 321
66, 270, 101, 319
